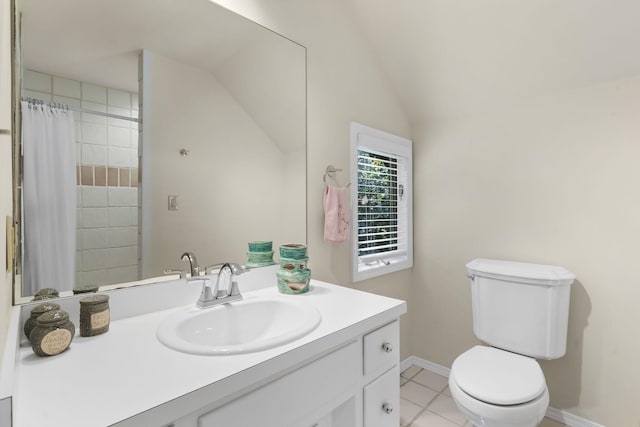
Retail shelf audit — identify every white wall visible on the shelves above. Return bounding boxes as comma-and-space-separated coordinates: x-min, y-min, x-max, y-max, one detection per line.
412, 76, 640, 426
0, 0, 13, 362
142, 51, 294, 276
213, 0, 414, 357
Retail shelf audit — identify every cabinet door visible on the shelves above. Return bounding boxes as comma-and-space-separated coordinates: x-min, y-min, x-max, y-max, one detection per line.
363, 366, 399, 427
198, 341, 359, 427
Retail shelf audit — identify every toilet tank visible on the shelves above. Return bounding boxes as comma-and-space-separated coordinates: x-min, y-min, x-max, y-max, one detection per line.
466, 259, 575, 360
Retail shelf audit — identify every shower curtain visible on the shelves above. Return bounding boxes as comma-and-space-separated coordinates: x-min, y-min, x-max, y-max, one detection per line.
21, 101, 77, 295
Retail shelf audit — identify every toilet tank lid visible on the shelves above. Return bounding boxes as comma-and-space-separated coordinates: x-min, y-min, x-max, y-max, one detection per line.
451, 346, 546, 405
466, 258, 575, 286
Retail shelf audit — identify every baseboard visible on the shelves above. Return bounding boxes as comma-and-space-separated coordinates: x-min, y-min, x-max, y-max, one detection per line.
401, 355, 606, 427
545, 406, 606, 427
400, 355, 450, 378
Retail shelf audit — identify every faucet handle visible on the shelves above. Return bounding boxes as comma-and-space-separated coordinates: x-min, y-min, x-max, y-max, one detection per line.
229, 280, 241, 297
163, 269, 186, 279
197, 278, 214, 307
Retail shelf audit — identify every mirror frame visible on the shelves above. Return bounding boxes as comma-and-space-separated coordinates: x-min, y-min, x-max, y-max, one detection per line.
11, 0, 22, 303
10, 0, 308, 304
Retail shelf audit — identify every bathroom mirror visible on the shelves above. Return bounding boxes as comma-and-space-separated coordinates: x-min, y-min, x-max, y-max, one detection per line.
12, 0, 306, 302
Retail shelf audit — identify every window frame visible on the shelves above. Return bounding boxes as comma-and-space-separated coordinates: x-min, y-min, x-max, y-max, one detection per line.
350, 122, 413, 282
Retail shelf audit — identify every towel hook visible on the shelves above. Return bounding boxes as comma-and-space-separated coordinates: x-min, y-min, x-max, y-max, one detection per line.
323, 165, 350, 187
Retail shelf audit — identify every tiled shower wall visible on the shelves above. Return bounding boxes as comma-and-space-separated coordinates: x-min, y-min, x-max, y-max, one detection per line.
23, 69, 140, 288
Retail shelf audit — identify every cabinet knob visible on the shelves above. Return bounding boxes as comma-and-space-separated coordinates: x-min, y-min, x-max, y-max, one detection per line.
382, 342, 393, 353
382, 402, 394, 414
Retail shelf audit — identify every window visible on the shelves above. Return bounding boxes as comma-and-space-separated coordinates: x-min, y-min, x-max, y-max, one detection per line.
350, 122, 413, 282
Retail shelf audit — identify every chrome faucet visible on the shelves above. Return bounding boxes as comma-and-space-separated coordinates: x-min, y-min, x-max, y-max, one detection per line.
181, 252, 200, 278
196, 262, 248, 308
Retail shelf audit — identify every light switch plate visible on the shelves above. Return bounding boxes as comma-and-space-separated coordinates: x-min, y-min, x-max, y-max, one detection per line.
168, 195, 179, 211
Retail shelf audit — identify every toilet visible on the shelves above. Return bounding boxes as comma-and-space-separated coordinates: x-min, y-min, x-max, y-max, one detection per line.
449, 258, 575, 427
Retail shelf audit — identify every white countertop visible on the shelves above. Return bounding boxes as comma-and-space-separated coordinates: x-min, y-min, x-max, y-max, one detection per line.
9, 276, 405, 427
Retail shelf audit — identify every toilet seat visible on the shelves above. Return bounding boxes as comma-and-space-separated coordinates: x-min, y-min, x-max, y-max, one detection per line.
452, 346, 546, 405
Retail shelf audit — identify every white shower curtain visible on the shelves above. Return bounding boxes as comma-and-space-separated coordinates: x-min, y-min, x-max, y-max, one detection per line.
21, 101, 77, 295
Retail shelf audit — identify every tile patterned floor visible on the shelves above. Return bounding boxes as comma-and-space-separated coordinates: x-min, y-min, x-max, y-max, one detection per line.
399, 365, 569, 427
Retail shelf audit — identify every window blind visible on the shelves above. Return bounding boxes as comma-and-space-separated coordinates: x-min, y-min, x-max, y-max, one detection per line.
357, 149, 405, 262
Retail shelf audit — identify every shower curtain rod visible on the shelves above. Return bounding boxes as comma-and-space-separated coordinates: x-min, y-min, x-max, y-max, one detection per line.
21, 97, 140, 123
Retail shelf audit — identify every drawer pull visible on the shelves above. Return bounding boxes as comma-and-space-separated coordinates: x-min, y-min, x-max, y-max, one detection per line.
382, 342, 393, 353
382, 402, 394, 414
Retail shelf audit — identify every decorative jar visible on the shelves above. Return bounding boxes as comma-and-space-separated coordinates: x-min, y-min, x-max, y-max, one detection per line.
29, 310, 75, 357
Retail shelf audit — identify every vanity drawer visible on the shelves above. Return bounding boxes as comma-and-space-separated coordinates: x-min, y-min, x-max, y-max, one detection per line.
363, 320, 399, 377
363, 366, 400, 427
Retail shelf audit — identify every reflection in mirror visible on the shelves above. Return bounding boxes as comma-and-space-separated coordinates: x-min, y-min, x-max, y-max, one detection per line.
14, 0, 306, 302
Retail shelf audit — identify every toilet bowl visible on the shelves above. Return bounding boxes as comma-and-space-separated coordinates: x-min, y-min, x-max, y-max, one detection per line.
449, 346, 549, 427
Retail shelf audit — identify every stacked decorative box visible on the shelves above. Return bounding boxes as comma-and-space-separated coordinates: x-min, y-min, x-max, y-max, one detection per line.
246, 241, 276, 268
276, 244, 311, 294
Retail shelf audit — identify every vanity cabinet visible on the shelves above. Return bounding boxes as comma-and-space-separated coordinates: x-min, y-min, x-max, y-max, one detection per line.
150, 320, 400, 427
9, 279, 406, 427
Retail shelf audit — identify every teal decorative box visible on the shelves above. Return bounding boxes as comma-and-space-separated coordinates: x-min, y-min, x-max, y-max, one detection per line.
246, 241, 275, 268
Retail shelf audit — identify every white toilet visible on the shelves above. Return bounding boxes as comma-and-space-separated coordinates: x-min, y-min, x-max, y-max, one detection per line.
449, 258, 575, 427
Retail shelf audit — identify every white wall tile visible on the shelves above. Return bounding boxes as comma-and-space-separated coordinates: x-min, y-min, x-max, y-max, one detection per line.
108, 227, 138, 247
82, 83, 107, 104
81, 101, 107, 125
53, 76, 81, 98
108, 246, 137, 268
24, 70, 51, 92
107, 106, 132, 128
108, 88, 130, 108
108, 187, 138, 207
81, 187, 108, 207
53, 95, 81, 108
82, 248, 108, 270
83, 228, 108, 249
83, 269, 107, 285
82, 207, 108, 228
108, 146, 132, 167
22, 89, 52, 102
106, 265, 138, 284
82, 123, 107, 145
81, 144, 107, 165
108, 126, 130, 147
108, 207, 137, 227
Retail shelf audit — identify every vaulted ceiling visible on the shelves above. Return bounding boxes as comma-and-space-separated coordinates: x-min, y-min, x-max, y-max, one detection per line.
347, 0, 640, 123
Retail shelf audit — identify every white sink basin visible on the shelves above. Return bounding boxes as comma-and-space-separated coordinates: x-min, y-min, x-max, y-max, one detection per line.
156, 297, 321, 355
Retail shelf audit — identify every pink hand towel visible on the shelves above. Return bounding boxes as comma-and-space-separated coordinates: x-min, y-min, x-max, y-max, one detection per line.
324, 186, 350, 243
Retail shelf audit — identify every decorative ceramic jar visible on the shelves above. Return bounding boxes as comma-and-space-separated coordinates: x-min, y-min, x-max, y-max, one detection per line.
246, 240, 275, 268
276, 244, 311, 294
29, 310, 75, 357
32, 287, 59, 301
79, 294, 110, 337
23, 302, 60, 340
73, 285, 99, 294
